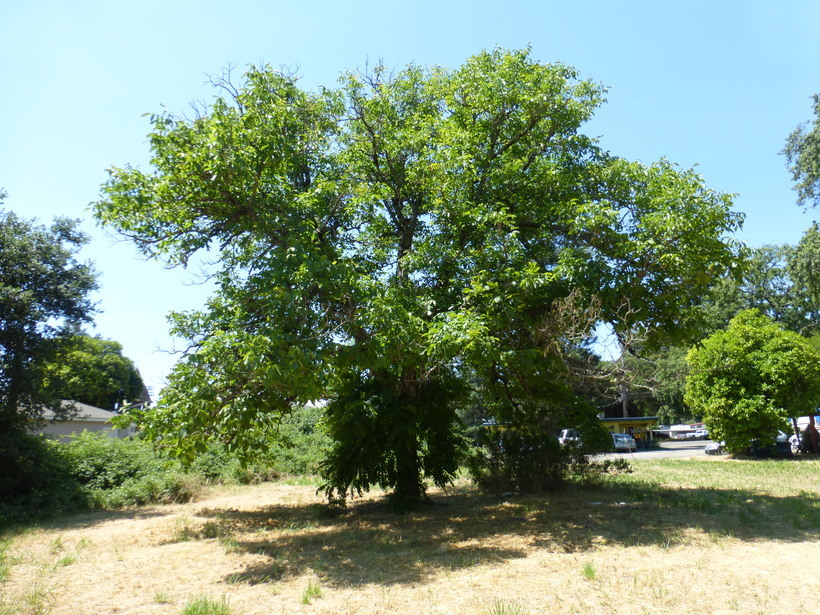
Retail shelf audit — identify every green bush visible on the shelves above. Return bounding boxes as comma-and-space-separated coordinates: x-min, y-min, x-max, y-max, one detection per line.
1, 431, 205, 527
0, 430, 86, 525
88, 471, 201, 508
466, 418, 612, 494
0, 405, 330, 527
61, 431, 169, 490
467, 427, 572, 493
268, 405, 331, 475
189, 406, 329, 483
60, 432, 202, 507
189, 445, 278, 485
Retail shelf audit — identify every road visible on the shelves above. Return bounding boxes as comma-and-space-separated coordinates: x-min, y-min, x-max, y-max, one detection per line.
595, 439, 712, 461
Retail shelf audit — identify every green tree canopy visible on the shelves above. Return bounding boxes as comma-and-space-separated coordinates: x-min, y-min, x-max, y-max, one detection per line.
788, 223, 820, 332
0, 193, 98, 431
720, 242, 817, 336
95, 49, 743, 501
41, 333, 146, 411
685, 309, 820, 454
784, 94, 820, 210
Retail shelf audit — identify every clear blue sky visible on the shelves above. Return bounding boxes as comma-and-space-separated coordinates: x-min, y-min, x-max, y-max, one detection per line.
2, 0, 818, 396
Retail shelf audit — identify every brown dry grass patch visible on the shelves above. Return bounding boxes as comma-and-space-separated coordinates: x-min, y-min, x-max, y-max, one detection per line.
1, 460, 818, 615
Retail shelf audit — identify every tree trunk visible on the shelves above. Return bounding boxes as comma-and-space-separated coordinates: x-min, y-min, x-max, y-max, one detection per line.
394, 439, 423, 502
621, 380, 630, 418
393, 370, 424, 505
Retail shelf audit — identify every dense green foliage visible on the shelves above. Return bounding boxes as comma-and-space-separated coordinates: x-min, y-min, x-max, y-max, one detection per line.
58, 432, 197, 508
685, 309, 820, 453
191, 404, 330, 481
94, 49, 742, 501
0, 407, 329, 527
0, 432, 196, 526
0, 194, 97, 432
0, 430, 82, 521
41, 333, 146, 410
788, 223, 819, 331
467, 414, 611, 493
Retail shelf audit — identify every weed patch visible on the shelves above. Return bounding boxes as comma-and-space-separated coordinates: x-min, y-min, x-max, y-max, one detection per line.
180, 595, 231, 615
301, 579, 323, 604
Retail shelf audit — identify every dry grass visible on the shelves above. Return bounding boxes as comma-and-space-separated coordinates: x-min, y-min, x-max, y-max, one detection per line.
1, 459, 818, 615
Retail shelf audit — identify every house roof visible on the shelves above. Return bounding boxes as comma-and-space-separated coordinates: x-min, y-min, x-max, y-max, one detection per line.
600, 416, 659, 423
41, 401, 118, 423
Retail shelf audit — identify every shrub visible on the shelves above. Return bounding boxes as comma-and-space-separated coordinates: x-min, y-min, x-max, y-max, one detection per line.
466, 413, 612, 494
268, 404, 331, 475
0, 405, 329, 527
686, 310, 820, 454
467, 427, 566, 493
189, 405, 329, 483
190, 445, 280, 485
59, 432, 202, 508
0, 430, 86, 525
61, 431, 169, 490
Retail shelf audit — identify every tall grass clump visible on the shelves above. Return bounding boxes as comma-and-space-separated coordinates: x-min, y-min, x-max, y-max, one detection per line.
301, 579, 323, 604
180, 594, 231, 615
484, 598, 530, 615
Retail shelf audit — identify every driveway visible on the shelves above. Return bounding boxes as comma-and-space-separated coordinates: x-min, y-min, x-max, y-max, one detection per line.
595, 439, 711, 461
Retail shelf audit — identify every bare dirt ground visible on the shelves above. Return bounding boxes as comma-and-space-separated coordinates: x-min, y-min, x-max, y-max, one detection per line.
2, 478, 818, 615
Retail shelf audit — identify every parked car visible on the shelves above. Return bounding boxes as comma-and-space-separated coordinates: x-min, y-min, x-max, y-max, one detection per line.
789, 427, 819, 453
789, 433, 801, 454
612, 433, 636, 452
693, 429, 709, 439
559, 428, 581, 447
705, 440, 725, 455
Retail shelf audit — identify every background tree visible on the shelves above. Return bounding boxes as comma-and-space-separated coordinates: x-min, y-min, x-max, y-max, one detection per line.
784, 94, 820, 210
685, 309, 820, 454
736, 243, 817, 335
0, 193, 97, 432
787, 223, 820, 337
95, 50, 743, 503
41, 333, 146, 411
618, 232, 820, 426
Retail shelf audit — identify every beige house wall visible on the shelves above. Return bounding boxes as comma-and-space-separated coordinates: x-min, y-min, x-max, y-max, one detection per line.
34, 401, 137, 441
39, 419, 135, 441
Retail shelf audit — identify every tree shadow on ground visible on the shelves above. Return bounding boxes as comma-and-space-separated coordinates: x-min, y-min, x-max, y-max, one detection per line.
0, 504, 175, 535
193, 478, 818, 589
